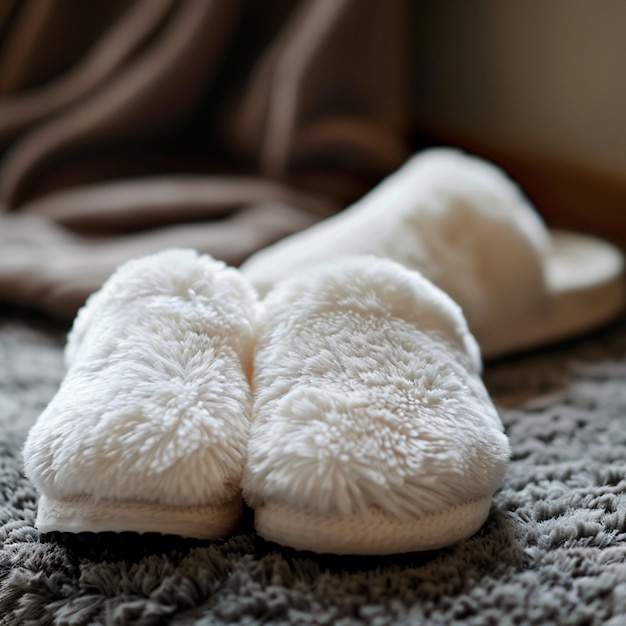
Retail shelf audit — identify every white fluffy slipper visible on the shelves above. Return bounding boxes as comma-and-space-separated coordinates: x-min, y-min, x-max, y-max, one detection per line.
243, 256, 510, 554
241, 148, 625, 359
23, 249, 257, 539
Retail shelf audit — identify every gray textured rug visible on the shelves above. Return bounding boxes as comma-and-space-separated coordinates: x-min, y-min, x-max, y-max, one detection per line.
1, 307, 626, 626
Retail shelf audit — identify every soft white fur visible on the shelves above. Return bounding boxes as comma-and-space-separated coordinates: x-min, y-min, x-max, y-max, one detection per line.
243, 256, 510, 519
241, 148, 551, 340
24, 249, 258, 508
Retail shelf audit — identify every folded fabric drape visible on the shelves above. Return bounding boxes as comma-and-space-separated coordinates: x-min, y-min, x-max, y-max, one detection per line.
0, 0, 411, 318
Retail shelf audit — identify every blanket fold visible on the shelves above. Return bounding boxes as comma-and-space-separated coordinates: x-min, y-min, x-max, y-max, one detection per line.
0, 0, 410, 318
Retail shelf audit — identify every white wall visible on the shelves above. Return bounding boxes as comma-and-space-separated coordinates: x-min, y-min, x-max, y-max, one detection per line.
410, 0, 626, 167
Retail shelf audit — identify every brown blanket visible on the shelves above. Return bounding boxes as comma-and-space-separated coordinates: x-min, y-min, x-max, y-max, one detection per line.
0, 0, 411, 318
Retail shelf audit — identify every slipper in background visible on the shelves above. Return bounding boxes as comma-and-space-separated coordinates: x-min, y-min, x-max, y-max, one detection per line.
23, 249, 257, 539
244, 256, 510, 554
241, 148, 625, 359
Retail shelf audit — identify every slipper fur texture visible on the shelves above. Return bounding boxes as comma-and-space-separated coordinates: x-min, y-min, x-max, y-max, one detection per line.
24, 249, 257, 538
244, 256, 510, 554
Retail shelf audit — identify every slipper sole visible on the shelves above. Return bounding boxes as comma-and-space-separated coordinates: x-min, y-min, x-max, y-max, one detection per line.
36, 494, 243, 539
255, 497, 493, 554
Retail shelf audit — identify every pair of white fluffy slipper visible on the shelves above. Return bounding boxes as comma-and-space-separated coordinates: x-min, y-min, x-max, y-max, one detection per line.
24, 250, 508, 555
23, 149, 624, 555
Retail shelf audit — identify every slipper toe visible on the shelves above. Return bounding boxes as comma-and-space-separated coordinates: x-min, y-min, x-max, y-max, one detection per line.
24, 249, 257, 539
244, 256, 510, 554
